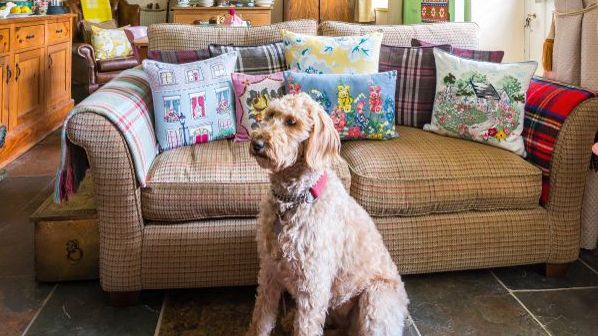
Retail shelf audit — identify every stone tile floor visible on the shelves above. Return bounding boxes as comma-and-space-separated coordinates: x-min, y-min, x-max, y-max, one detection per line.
1, 130, 598, 336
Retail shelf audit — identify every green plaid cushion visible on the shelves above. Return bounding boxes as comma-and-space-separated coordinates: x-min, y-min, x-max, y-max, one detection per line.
208, 41, 286, 75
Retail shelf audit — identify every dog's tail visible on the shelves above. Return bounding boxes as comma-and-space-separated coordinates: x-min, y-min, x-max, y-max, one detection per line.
355, 277, 409, 336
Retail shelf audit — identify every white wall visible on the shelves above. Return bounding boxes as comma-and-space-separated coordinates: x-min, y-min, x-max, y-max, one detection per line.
470, 0, 526, 61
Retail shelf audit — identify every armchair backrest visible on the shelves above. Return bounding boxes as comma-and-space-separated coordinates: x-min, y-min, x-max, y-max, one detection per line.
66, 0, 140, 42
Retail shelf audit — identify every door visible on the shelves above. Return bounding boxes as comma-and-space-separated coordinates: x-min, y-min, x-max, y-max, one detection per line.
320, 0, 353, 22
46, 42, 71, 109
11, 48, 44, 130
525, 0, 555, 74
284, 0, 319, 20
0, 56, 9, 129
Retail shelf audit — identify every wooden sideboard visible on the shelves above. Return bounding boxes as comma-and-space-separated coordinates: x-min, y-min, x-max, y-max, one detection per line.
0, 14, 74, 168
172, 6, 272, 26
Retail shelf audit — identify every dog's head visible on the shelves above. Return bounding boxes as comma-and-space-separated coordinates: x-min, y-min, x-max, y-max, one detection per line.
249, 92, 340, 173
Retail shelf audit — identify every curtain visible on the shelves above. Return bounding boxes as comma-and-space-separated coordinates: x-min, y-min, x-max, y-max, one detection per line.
388, 0, 403, 24
355, 0, 376, 22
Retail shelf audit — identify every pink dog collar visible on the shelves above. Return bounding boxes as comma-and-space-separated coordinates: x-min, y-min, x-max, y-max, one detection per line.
309, 172, 329, 200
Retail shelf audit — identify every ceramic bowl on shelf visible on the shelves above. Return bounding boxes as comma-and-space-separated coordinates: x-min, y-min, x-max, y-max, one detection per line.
254, 0, 273, 7
196, 0, 214, 7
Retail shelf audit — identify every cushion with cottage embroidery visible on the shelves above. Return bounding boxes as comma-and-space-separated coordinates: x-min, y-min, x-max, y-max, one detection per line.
143, 52, 238, 151
208, 41, 286, 75
282, 30, 383, 74
231, 72, 286, 141
283, 70, 397, 140
424, 48, 537, 156
379, 44, 451, 128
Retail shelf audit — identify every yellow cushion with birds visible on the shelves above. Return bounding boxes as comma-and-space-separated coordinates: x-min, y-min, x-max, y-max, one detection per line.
91, 25, 133, 60
281, 30, 383, 74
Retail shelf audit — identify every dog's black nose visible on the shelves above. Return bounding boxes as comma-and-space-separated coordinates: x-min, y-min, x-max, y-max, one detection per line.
251, 139, 265, 153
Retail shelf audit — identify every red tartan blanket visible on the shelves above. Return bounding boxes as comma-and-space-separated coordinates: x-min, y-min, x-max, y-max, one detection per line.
523, 77, 596, 205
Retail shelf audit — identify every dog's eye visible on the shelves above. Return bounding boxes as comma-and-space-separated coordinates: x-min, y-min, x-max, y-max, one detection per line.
285, 118, 296, 127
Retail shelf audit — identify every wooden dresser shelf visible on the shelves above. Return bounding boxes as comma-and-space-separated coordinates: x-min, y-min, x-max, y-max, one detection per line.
0, 14, 75, 168
172, 6, 272, 26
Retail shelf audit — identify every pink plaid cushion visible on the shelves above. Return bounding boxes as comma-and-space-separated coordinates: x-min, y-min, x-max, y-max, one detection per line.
412, 39, 504, 63
379, 44, 451, 128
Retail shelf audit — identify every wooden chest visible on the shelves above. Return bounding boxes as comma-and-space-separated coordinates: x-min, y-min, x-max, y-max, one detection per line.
31, 177, 98, 282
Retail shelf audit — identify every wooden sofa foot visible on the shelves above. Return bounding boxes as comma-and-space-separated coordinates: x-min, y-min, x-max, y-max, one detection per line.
109, 291, 140, 307
545, 263, 571, 278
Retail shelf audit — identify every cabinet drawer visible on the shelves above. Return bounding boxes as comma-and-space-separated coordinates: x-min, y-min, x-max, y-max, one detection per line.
0, 29, 9, 53
48, 21, 70, 43
15, 24, 45, 50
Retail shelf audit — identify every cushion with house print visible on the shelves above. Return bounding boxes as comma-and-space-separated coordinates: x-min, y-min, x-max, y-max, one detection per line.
142, 52, 238, 151
424, 48, 537, 156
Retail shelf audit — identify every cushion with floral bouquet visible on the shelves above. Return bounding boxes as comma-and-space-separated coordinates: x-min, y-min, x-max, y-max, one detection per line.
283, 71, 398, 140
424, 48, 537, 156
142, 52, 238, 152
281, 30, 383, 75
231, 72, 286, 141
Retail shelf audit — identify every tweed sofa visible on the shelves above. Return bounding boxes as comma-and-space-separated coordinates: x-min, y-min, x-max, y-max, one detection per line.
64, 20, 598, 301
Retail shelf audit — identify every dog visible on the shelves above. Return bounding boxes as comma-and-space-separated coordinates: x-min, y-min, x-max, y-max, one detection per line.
246, 93, 409, 336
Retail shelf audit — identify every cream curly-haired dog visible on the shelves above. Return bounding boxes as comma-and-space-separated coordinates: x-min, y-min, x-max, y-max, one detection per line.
246, 93, 409, 336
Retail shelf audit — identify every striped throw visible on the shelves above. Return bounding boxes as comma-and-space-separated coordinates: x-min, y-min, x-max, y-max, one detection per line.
56, 67, 158, 201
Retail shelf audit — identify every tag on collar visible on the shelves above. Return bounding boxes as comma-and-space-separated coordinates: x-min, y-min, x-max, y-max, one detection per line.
309, 172, 328, 200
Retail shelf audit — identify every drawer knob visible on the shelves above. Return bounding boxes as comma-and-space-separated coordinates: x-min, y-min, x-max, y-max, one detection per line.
26, 34, 35, 40
66, 240, 84, 263
56, 29, 63, 33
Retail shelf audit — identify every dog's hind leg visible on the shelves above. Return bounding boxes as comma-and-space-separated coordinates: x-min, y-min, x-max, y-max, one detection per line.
247, 264, 283, 336
354, 279, 409, 336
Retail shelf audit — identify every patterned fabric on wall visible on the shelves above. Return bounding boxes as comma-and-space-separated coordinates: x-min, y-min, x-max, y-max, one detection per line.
421, 0, 450, 23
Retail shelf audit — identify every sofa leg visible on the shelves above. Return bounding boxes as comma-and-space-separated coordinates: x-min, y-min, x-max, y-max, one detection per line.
109, 291, 140, 307
545, 263, 571, 278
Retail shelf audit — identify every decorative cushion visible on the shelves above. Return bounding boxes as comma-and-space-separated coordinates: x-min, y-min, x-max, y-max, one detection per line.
147, 20, 318, 50
142, 52, 238, 151
208, 41, 287, 75
147, 49, 211, 64
231, 72, 286, 142
281, 30, 383, 74
379, 44, 451, 128
91, 25, 133, 60
341, 126, 542, 217
424, 49, 537, 156
81, 19, 117, 43
318, 21, 480, 49
411, 39, 505, 63
283, 70, 397, 140
141, 140, 351, 221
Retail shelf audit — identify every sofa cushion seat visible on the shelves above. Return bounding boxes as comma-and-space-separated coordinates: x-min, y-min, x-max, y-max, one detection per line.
141, 139, 351, 222
341, 126, 542, 217
96, 56, 139, 72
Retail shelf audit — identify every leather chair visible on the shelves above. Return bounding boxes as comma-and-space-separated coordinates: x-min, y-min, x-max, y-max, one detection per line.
66, 0, 141, 94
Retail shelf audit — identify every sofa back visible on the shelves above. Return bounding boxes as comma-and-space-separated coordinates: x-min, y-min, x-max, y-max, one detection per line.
148, 20, 480, 52
148, 20, 317, 51
319, 21, 480, 49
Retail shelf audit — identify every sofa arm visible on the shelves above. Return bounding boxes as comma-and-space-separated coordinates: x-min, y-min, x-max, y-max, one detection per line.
547, 97, 598, 262
72, 43, 97, 87
67, 113, 144, 292
118, 1, 141, 27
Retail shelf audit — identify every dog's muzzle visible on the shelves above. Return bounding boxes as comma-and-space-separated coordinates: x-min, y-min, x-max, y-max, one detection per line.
251, 139, 266, 155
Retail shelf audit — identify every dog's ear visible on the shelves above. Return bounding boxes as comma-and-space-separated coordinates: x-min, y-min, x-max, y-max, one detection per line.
304, 101, 341, 170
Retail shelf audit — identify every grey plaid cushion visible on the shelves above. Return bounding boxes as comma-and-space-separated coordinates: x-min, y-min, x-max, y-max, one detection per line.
208, 41, 286, 75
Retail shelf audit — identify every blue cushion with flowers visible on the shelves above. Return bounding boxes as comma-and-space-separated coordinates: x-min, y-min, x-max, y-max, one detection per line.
283, 70, 398, 140
143, 52, 238, 152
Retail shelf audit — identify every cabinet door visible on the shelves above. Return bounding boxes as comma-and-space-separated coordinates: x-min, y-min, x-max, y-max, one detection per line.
46, 42, 71, 108
320, 0, 353, 22
284, 0, 319, 21
0, 56, 9, 129
12, 48, 44, 130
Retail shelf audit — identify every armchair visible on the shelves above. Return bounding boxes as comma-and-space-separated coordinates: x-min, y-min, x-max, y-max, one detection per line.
66, 0, 141, 94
